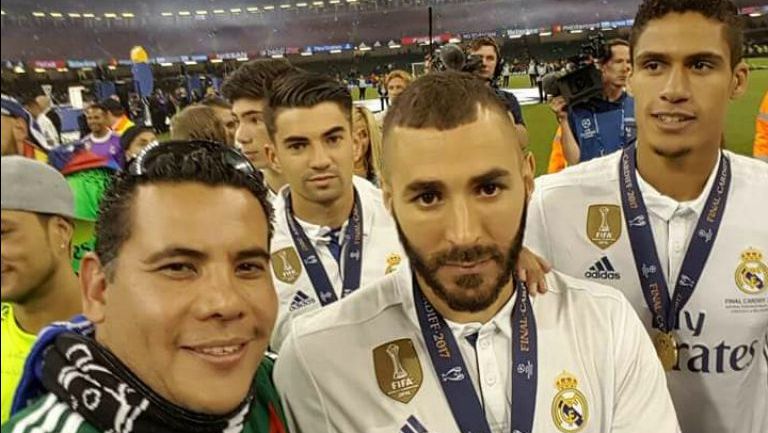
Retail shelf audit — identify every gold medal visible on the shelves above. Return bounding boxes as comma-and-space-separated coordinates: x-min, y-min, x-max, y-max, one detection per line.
653, 331, 678, 371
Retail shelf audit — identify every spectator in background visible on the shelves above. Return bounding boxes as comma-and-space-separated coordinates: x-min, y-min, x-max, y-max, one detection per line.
120, 125, 157, 160
170, 104, 230, 145
150, 90, 170, 134
201, 96, 238, 146
221, 58, 294, 202
536, 61, 548, 103
1, 94, 49, 162
377, 79, 388, 112
528, 59, 538, 87
1, 157, 82, 424
374, 70, 412, 128
358, 74, 367, 101
352, 105, 383, 184
21, 95, 60, 149
501, 61, 511, 88
37, 95, 62, 143
100, 98, 135, 137
80, 103, 125, 169
755, 90, 768, 162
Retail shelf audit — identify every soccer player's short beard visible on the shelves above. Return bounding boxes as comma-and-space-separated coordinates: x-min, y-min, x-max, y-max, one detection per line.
395, 204, 527, 313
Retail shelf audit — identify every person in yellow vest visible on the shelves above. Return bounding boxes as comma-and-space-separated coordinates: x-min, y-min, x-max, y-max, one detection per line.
1, 157, 82, 423
101, 98, 135, 136
755, 90, 768, 162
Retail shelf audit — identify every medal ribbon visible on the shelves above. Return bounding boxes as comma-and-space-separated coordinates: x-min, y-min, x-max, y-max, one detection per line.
284, 188, 364, 306
414, 277, 537, 433
619, 146, 731, 333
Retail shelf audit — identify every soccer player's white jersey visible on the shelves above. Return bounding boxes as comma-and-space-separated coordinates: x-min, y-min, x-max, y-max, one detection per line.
269, 176, 406, 351
274, 267, 680, 433
525, 150, 768, 433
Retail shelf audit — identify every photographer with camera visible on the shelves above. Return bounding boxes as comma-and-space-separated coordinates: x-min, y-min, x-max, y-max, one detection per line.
549, 38, 635, 165
467, 37, 529, 148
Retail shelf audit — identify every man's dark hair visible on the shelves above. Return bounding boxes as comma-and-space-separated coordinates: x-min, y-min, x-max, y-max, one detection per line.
86, 102, 107, 114
630, 0, 743, 69
264, 71, 352, 142
100, 98, 125, 116
468, 36, 501, 59
200, 95, 233, 110
95, 141, 273, 276
382, 71, 513, 176
600, 39, 630, 64
221, 58, 294, 102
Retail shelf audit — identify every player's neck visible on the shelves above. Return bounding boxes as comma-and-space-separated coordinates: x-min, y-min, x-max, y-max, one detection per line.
417, 274, 515, 325
604, 85, 623, 102
13, 263, 81, 335
292, 186, 355, 229
92, 129, 109, 139
636, 140, 720, 202
262, 168, 285, 195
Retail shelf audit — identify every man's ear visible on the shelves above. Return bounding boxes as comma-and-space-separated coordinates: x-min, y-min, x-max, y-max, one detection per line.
264, 143, 282, 174
522, 151, 535, 201
730, 61, 749, 100
80, 253, 110, 324
48, 216, 75, 260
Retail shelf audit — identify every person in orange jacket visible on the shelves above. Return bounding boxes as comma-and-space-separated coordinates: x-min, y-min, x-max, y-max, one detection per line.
755, 90, 768, 162
547, 125, 568, 173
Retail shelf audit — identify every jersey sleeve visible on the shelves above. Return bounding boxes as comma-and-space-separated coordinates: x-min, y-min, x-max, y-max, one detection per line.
611, 295, 681, 433
273, 325, 332, 433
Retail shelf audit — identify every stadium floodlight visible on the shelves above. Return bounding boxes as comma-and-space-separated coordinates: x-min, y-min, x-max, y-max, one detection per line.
280, 4, 291, 9
448, 37, 461, 43
161, 12, 173, 17
330, 49, 342, 54
313, 1, 324, 5
749, 12, 762, 17
108, 65, 117, 70
329, 0, 341, 4
57, 68, 68, 72
263, 5, 275, 10
230, 8, 243, 13
358, 46, 371, 52
104, 13, 118, 18
210, 58, 224, 63
570, 29, 583, 34
0, 10, 5, 16
83, 13, 95, 18
68, 13, 82, 18
271, 54, 285, 59
247, 7, 260, 12
347, 0, 358, 3
509, 34, 523, 39
388, 44, 401, 49
237, 57, 250, 61
301, 51, 313, 56
196, 10, 208, 15
297, 2, 308, 7
213, 9, 226, 14
34, 68, 47, 73
50, 12, 63, 18
178, 11, 191, 16
184, 61, 197, 65
32, 12, 46, 17
13, 65, 26, 74
160, 62, 174, 67
122, 12, 135, 18
539, 31, 552, 36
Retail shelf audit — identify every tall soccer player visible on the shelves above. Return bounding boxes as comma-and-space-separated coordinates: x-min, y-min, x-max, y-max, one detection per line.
525, 1, 767, 432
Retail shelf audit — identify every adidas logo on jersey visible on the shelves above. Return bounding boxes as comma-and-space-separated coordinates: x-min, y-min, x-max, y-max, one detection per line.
289, 291, 316, 311
584, 256, 621, 280
400, 415, 429, 433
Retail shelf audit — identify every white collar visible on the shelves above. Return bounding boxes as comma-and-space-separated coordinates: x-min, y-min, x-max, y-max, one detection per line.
635, 153, 722, 222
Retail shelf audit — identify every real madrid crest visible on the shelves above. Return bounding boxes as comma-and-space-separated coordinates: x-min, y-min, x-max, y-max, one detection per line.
586, 204, 622, 250
551, 371, 589, 433
271, 247, 302, 284
735, 247, 767, 295
372, 338, 423, 404
385, 253, 402, 274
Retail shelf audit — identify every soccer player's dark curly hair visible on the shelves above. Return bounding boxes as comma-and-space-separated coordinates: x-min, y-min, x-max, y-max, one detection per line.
630, 0, 743, 69
94, 141, 273, 279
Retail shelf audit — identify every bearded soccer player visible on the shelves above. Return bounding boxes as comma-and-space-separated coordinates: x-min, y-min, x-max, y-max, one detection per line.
525, 1, 767, 432
274, 71, 679, 433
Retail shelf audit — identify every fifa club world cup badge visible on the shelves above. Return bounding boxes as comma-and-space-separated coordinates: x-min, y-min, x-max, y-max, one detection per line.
373, 339, 423, 403
586, 204, 622, 249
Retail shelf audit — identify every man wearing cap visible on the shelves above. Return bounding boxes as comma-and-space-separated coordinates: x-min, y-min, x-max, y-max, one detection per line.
1, 157, 82, 424
1, 94, 51, 162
